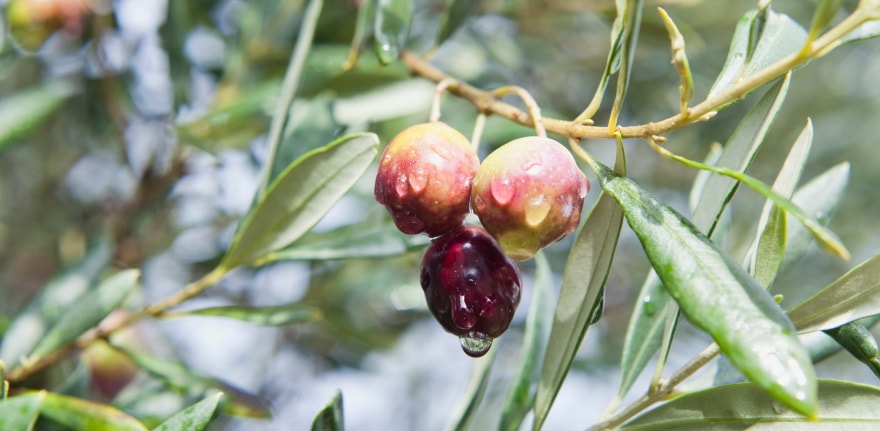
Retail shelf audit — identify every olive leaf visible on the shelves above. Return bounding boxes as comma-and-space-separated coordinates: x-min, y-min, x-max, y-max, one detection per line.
448, 346, 496, 431
623, 380, 880, 430
586, 156, 817, 417
436, 0, 483, 45
0, 81, 72, 153
38, 391, 148, 431
617, 76, 790, 400
499, 251, 554, 431
221, 133, 379, 269
534, 139, 625, 431
0, 392, 45, 431
163, 303, 321, 326
788, 253, 880, 333
152, 392, 224, 431
311, 390, 344, 431
374, 0, 412, 64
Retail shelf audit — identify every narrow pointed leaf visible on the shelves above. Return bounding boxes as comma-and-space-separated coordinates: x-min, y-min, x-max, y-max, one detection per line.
448, 348, 496, 431
534, 142, 625, 430
30, 270, 139, 360
268, 96, 340, 187
499, 252, 554, 431
261, 220, 429, 263
256, 0, 324, 198
171, 303, 321, 326
311, 390, 344, 431
343, 0, 376, 70
745, 120, 813, 286
152, 392, 223, 431
788, 253, 880, 333
1, 240, 111, 366
436, 0, 482, 45
781, 162, 850, 271
617, 77, 790, 400
114, 345, 271, 418
823, 322, 880, 379
587, 157, 817, 417
0, 391, 45, 431
708, 10, 758, 99
623, 380, 880, 430
607, 0, 643, 130
575, 0, 640, 122
374, 0, 412, 64
0, 81, 72, 152
38, 391, 147, 431
709, 9, 806, 101
222, 133, 379, 268
840, 19, 880, 44
808, 0, 844, 39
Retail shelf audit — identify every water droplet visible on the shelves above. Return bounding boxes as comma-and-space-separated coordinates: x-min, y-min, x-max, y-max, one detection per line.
578, 177, 590, 198
430, 142, 454, 161
460, 332, 493, 357
490, 178, 515, 206
642, 295, 655, 316
395, 173, 408, 198
522, 160, 542, 175
770, 401, 785, 415
451, 294, 476, 330
525, 196, 551, 227
409, 167, 429, 193
473, 195, 487, 212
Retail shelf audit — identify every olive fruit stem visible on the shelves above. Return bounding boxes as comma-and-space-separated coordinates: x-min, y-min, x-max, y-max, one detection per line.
430, 78, 457, 123
471, 112, 487, 152
490, 85, 547, 138
399, 4, 875, 142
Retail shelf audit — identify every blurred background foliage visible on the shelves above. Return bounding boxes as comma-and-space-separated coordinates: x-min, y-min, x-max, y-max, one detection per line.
0, 0, 878, 429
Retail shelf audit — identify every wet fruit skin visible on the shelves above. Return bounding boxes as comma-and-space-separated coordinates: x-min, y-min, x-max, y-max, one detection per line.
374, 122, 479, 237
471, 136, 589, 260
420, 225, 522, 357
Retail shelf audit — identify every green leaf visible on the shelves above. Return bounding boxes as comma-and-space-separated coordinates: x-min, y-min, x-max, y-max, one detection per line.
743, 9, 807, 77
788, 253, 880, 333
256, 0, 325, 199
436, 0, 482, 45
607, 0, 644, 130
260, 220, 429, 263
623, 380, 880, 430
745, 119, 812, 287
311, 390, 344, 431
38, 391, 148, 431
0, 391, 45, 431
343, 0, 376, 70
448, 347, 496, 431
499, 251, 554, 431
709, 9, 806, 102
808, 0, 844, 40
169, 303, 322, 326
586, 157, 817, 417
30, 270, 139, 360
268, 96, 341, 187
222, 133, 379, 268
708, 10, 758, 100
781, 162, 850, 271
0, 82, 72, 153
113, 345, 271, 418
823, 322, 880, 379
1, 240, 112, 367
374, 0, 412, 64
152, 392, 223, 431
534, 140, 625, 431
617, 77, 790, 400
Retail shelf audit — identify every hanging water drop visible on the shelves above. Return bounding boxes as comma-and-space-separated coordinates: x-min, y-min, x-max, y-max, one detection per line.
643, 295, 655, 316
460, 332, 493, 357
409, 166, 429, 193
525, 196, 551, 227
490, 177, 515, 206
395, 173, 409, 198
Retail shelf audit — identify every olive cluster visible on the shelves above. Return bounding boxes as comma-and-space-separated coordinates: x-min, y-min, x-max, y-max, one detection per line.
374, 121, 589, 356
